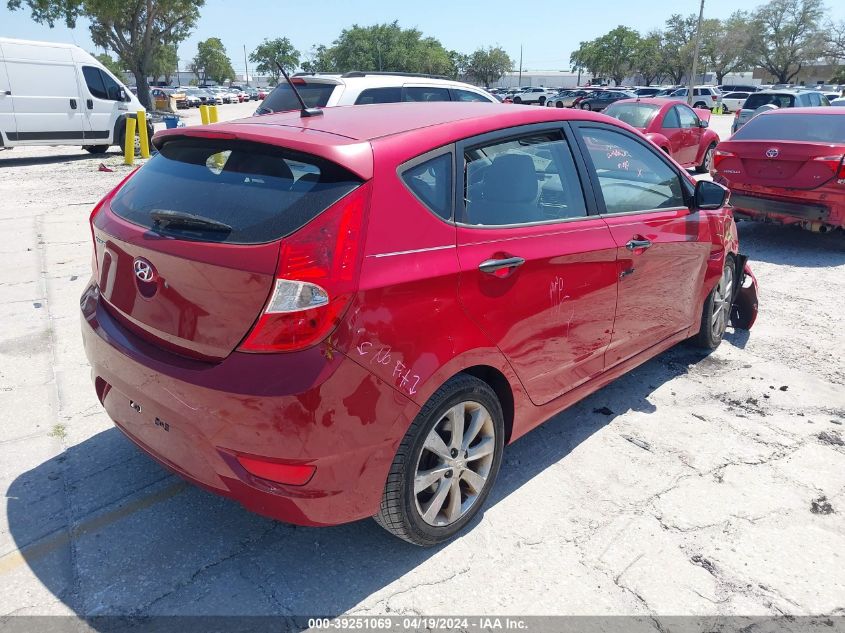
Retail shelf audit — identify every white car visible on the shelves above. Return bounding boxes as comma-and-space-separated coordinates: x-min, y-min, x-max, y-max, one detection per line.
720, 91, 750, 113
0, 37, 148, 153
511, 87, 555, 105
255, 72, 498, 115
660, 85, 722, 110
832, 97, 845, 107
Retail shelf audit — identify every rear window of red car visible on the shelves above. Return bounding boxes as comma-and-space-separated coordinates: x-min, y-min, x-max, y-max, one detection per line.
110, 139, 362, 244
603, 103, 660, 128
732, 113, 845, 143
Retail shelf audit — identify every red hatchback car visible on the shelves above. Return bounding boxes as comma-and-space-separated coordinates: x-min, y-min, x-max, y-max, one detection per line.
81, 103, 758, 545
603, 98, 721, 173
713, 107, 845, 232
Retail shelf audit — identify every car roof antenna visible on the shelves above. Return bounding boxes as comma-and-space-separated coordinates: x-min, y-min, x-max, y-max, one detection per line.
275, 60, 323, 117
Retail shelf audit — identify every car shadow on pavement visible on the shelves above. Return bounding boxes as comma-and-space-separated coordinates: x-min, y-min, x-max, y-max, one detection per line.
0, 150, 122, 168
737, 221, 845, 267
6, 345, 706, 619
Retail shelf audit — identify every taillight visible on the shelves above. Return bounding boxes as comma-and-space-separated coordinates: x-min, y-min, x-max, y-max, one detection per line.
238, 182, 370, 353
814, 155, 845, 180
712, 149, 736, 171
89, 168, 139, 276
734, 109, 741, 118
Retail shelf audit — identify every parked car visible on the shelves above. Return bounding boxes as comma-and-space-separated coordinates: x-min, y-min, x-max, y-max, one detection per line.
661, 86, 722, 110
0, 37, 149, 154
714, 107, 845, 232
257, 87, 269, 100
544, 90, 573, 107
256, 72, 497, 115
577, 90, 636, 112
547, 89, 593, 108
832, 97, 845, 107
603, 98, 720, 172
654, 86, 684, 97
731, 89, 830, 133
511, 87, 555, 105
720, 92, 750, 114
634, 87, 662, 97
81, 102, 757, 546
571, 89, 604, 108
718, 84, 761, 93
178, 88, 204, 108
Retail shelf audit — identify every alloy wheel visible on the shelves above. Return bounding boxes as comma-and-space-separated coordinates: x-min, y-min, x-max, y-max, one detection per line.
711, 265, 734, 338
413, 401, 496, 527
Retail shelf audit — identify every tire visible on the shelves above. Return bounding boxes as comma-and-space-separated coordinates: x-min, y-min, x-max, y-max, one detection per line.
83, 145, 109, 154
581, 102, 591, 111
556, 101, 563, 108
513, 96, 522, 104
374, 374, 505, 546
538, 97, 546, 106
693, 101, 707, 109
696, 143, 716, 174
721, 104, 730, 114
693, 255, 735, 349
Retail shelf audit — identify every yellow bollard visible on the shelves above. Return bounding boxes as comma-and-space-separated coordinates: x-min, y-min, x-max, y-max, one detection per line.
137, 110, 150, 159
199, 104, 209, 125
123, 117, 136, 166
209, 105, 218, 123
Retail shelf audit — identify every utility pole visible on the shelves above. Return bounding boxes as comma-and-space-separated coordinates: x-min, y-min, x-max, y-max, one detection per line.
687, 0, 705, 106
243, 44, 249, 86
518, 44, 523, 87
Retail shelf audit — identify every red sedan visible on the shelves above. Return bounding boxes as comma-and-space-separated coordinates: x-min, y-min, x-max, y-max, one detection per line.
713, 107, 845, 232
81, 102, 757, 546
604, 98, 721, 173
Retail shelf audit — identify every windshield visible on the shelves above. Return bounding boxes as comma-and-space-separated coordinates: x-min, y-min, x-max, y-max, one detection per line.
257, 83, 337, 114
603, 102, 660, 128
731, 113, 845, 143
743, 93, 796, 110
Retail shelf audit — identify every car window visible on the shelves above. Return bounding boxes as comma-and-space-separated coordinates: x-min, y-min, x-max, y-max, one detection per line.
604, 102, 659, 128
401, 153, 453, 221
807, 92, 821, 107
82, 66, 108, 100
743, 93, 795, 110
663, 107, 681, 129
100, 70, 122, 100
355, 87, 402, 105
731, 113, 845, 143
463, 132, 588, 226
403, 87, 451, 102
453, 89, 491, 102
257, 83, 336, 114
677, 105, 699, 128
725, 92, 749, 99
579, 127, 686, 215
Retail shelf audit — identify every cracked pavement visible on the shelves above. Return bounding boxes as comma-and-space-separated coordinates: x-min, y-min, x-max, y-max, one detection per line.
0, 104, 843, 623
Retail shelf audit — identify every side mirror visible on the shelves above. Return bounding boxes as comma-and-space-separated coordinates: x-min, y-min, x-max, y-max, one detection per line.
699, 119, 709, 128
694, 180, 728, 210
119, 88, 128, 102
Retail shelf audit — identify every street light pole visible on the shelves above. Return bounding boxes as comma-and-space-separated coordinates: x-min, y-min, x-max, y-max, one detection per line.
518, 44, 523, 87
244, 44, 249, 87
687, 0, 705, 106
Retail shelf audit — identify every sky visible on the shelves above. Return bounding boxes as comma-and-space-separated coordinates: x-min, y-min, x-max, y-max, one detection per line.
2, 0, 844, 74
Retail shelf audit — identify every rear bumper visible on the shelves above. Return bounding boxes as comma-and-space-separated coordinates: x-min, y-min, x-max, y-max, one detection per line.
80, 283, 413, 526
724, 188, 844, 229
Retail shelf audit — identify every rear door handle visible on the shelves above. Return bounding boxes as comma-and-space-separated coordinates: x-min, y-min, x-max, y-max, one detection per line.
2, 90, 10, 96
69, 98, 77, 109
86, 99, 93, 109
626, 238, 652, 251
479, 256, 525, 274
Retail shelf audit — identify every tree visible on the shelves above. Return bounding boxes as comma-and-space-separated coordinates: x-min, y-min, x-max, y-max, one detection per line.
250, 37, 300, 86
570, 40, 604, 81
191, 37, 235, 85
632, 31, 665, 86
8, 0, 203, 108
750, 0, 826, 84
308, 22, 453, 75
150, 44, 178, 85
448, 50, 470, 80
595, 26, 641, 85
661, 14, 699, 84
95, 52, 126, 82
465, 46, 513, 87
700, 13, 755, 85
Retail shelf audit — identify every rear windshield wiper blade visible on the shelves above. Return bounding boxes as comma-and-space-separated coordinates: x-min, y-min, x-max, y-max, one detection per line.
149, 210, 233, 233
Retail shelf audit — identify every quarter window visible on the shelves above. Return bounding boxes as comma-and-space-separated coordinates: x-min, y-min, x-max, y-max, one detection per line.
463, 132, 588, 226
663, 107, 681, 128
579, 127, 686, 215
677, 105, 699, 128
401, 154, 453, 221
453, 89, 490, 102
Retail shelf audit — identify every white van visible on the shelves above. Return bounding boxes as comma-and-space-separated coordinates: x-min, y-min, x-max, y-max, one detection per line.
0, 37, 149, 154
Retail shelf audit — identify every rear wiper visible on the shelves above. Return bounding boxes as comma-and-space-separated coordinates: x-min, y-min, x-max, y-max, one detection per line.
149, 210, 232, 233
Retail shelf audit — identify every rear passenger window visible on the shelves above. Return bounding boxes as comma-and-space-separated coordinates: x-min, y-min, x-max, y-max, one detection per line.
355, 87, 402, 105
403, 87, 451, 102
453, 89, 490, 102
82, 66, 107, 100
663, 107, 681, 128
463, 132, 588, 226
401, 154, 453, 220
579, 127, 686, 215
